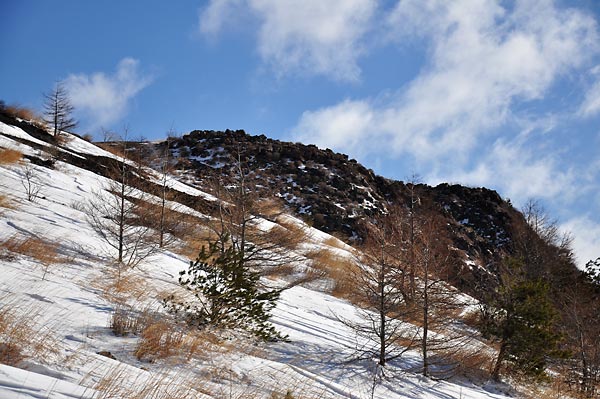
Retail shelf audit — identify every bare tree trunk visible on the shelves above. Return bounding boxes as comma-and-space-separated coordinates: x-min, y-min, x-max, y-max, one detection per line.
422, 251, 429, 377
492, 342, 507, 381
379, 243, 387, 366
118, 166, 125, 264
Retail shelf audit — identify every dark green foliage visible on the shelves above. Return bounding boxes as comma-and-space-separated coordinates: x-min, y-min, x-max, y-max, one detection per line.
480, 258, 561, 380
585, 258, 600, 286
164, 236, 285, 341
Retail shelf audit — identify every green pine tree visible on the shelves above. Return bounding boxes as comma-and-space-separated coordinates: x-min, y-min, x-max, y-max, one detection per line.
480, 258, 560, 381
164, 235, 285, 341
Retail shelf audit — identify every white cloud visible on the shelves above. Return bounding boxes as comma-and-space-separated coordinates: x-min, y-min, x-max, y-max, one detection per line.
294, 0, 598, 161
63, 58, 153, 131
198, 0, 376, 81
198, 0, 246, 37
561, 216, 600, 268
435, 139, 576, 204
295, 99, 375, 154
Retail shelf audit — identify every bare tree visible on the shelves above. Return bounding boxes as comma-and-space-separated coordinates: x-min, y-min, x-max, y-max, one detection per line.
204, 154, 303, 278
43, 82, 77, 137
337, 207, 418, 379
411, 213, 466, 378
156, 134, 175, 248
83, 134, 157, 273
405, 174, 423, 302
21, 162, 42, 202
561, 279, 600, 397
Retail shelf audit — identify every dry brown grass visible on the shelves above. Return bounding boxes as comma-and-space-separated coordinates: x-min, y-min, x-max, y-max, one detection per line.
323, 236, 348, 251
0, 301, 58, 366
175, 232, 215, 261
109, 305, 157, 337
134, 321, 185, 362
92, 266, 151, 305
0, 148, 23, 165
96, 142, 128, 158
135, 320, 227, 364
93, 366, 201, 399
0, 194, 14, 210
2, 104, 42, 123
0, 307, 29, 365
305, 248, 359, 299
262, 223, 303, 252
0, 234, 65, 279
438, 345, 495, 380
109, 303, 225, 364
275, 216, 310, 244
513, 373, 578, 399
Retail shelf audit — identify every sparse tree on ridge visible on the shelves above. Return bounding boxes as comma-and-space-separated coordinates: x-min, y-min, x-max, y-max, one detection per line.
42, 82, 77, 137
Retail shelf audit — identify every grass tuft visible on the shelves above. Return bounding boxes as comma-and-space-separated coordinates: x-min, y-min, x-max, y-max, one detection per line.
0, 194, 14, 210
0, 148, 23, 165
0, 301, 58, 366
0, 234, 65, 279
305, 248, 359, 299
1, 104, 42, 124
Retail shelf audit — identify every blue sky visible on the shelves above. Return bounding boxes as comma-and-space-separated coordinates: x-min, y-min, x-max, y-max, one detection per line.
2, 0, 600, 267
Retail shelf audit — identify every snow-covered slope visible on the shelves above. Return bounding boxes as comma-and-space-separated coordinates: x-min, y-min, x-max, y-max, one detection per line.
0, 122, 521, 399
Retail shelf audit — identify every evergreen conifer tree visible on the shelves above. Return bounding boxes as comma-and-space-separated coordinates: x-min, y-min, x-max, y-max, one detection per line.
480, 257, 560, 381
164, 235, 284, 341
585, 258, 600, 286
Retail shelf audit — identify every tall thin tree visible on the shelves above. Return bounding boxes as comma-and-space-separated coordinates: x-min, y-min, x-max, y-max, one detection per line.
43, 82, 77, 137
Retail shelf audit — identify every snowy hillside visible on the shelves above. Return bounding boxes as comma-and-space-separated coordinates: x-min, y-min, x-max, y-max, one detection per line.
0, 121, 529, 399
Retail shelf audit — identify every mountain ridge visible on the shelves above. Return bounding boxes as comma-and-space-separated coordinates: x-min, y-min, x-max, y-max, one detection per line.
159, 128, 527, 296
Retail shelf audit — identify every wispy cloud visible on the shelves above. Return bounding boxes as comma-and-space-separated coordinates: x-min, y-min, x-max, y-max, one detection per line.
294, 0, 599, 163
198, 0, 376, 82
290, 1, 600, 269
434, 138, 576, 204
63, 58, 154, 132
561, 216, 600, 267
578, 65, 600, 117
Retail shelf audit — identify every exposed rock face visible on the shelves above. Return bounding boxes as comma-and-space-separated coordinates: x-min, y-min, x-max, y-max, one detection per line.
165, 129, 527, 295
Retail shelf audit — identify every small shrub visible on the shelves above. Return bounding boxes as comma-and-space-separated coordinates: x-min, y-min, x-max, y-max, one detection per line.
0, 148, 23, 165
109, 305, 157, 337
